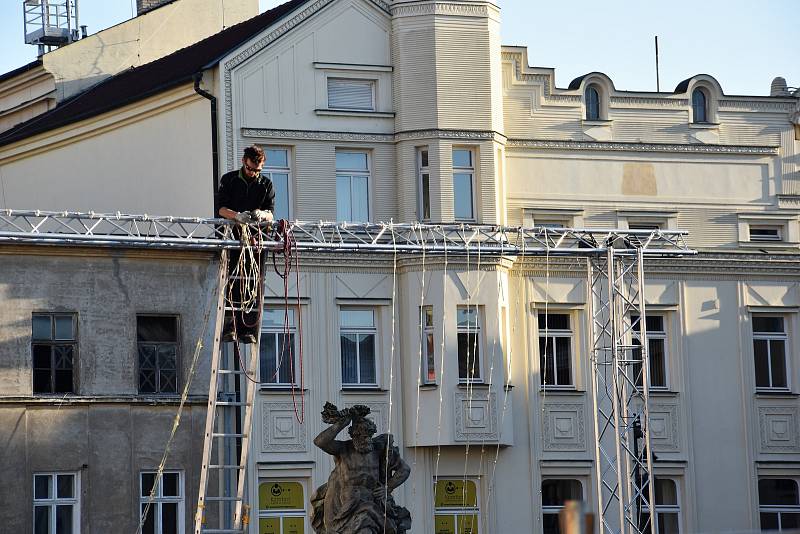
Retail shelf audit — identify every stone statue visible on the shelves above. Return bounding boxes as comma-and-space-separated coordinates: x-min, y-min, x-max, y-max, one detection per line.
310, 402, 412, 534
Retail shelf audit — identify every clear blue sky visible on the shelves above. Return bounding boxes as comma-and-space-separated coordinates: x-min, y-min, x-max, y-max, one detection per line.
1, 0, 797, 96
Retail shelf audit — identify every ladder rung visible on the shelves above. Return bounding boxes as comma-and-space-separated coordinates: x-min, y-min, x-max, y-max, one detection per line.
214, 401, 250, 406
216, 370, 251, 375
211, 433, 248, 438
201, 529, 245, 533
203, 496, 244, 502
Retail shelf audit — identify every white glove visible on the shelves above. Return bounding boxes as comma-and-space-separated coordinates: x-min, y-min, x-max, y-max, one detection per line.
234, 211, 254, 224
253, 209, 274, 222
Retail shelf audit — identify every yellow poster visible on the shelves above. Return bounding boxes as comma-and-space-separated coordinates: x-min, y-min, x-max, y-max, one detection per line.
434, 514, 456, 534
283, 516, 305, 534
458, 514, 479, 534
259, 517, 280, 534
259, 481, 304, 510
434, 479, 477, 508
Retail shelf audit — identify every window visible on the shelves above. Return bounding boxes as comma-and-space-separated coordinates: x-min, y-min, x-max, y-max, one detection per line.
452, 149, 475, 221
759, 478, 800, 531
753, 315, 789, 390
628, 221, 663, 231
457, 306, 482, 383
632, 314, 668, 390
750, 225, 782, 242
336, 151, 370, 222
140, 471, 184, 534
420, 306, 436, 385
33, 472, 80, 534
418, 147, 431, 222
692, 88, 708, 123
538, 313, 573, 387
327, 78, 375, 111
340, 309, 377, 386
263, 148, 291, 220
536, 219, 567, 229
260, 309, 297, 386
434, 479, 479, 534
137, 315, 179, 394
258, 480, 307, 533
585, 85, 600, 120
639, 478, 681, 534
32, 313, 76, 394
541, 479, 582, 534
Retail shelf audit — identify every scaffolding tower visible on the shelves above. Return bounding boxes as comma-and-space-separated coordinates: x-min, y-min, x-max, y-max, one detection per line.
0, 209, 695, 534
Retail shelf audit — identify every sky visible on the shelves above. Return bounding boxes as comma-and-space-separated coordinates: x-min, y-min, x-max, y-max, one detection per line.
1, 0, 797, 96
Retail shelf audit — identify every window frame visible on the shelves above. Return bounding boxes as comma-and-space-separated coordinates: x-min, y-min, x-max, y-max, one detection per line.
258, 479, 309, 533
452, 147, 476, 222
326, 77, 376, 111
417, 147, 431, 222
32, 472, 81, 534
631, 313, 670, 391
456, 305, 483, 384
537, 311, 575, 389
335, 149, 371, 223
139, 470, 185, 534
420, 305, 436, 386
585, 85, 601, 121
752, 314, 790, 392
31, 312, 78, 394
136, 314, 181, 395
433, 478, 481, 534
541, 478, 584, 534
691, 88, 708, 124
749, 224, 783, 242
260, 308, 298, 387
758, 477, 800, 531
339, 307, 379, 388
640, 477, 682, 534
261, 146, 292, 221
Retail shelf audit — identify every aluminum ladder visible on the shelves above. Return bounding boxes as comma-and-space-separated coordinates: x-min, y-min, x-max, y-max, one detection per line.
194, 249, 264, 534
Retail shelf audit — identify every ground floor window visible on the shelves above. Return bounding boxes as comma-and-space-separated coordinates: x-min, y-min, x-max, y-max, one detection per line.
541, 478, 582, 534
639, 477, 681, 534
759, 478, 800, 530
434, 478, 480, 534
139, 471, 184, 534
33, 472, 80, 534
259, 480, 307, 533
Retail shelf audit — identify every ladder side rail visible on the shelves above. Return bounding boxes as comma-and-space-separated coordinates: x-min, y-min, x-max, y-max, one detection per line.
233, 342, 261, 529
194, 250, 230, 534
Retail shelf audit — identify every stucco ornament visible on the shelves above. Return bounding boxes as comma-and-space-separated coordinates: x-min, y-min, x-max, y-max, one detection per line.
311, 402, 412, 534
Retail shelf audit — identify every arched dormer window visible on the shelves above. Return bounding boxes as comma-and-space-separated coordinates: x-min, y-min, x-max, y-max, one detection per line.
692, 88, 708, 123
585, 85, 600, 120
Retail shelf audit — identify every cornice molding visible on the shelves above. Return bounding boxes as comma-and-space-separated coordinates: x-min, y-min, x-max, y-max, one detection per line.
506, 138, 779, 155
610, 97, 689, 108
392, 2, 490, 18
241, 127, 506, 143
719, 100, 797, 113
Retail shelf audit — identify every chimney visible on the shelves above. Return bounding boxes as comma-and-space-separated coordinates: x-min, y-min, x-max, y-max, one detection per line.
136, 0, 175, 16
770, 77, 790, 97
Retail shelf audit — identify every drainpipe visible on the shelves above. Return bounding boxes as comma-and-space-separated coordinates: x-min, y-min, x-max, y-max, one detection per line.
193, 71, 219, 217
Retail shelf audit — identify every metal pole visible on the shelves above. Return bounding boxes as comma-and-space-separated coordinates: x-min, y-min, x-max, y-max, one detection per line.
654, 36, 660, 93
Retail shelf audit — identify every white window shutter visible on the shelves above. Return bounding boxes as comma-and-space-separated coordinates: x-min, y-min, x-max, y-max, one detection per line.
327, 78, 374, 110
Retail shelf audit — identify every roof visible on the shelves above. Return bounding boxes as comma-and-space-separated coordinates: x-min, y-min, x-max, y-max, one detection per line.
0, 0, 310, 148
0, 60, 43, 86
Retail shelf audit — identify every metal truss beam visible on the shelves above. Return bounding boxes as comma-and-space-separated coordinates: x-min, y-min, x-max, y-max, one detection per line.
0, 210, 692, 256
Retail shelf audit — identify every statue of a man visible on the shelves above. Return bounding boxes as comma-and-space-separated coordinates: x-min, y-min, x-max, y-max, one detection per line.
311, 403, 412, 534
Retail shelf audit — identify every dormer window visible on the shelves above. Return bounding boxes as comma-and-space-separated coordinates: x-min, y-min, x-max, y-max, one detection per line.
692, 88, 708, 123
585, 85, 601, 120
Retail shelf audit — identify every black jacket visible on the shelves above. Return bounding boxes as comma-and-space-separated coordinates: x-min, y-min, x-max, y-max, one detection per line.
217, 169, 275, 214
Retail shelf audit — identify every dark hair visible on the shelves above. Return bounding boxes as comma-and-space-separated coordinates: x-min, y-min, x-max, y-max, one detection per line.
243, 145, 265, 163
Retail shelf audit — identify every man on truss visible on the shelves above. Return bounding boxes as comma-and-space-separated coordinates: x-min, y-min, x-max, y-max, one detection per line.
217, 145, 275, 343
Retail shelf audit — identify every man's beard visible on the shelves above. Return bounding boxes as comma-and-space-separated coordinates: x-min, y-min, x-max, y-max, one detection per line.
352, 436, 373, 453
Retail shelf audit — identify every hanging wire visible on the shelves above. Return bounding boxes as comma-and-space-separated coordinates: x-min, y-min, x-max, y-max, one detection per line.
383, 222, 399, 534
136, 250, 227, 534
433, 233, 449, 487
461, 225, 481, 515
411, 225, 427, 502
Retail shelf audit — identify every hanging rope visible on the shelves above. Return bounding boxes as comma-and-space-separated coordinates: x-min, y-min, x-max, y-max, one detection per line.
433, 233, 449, 486
412, 225, 427, 501
383, 222, 399, 534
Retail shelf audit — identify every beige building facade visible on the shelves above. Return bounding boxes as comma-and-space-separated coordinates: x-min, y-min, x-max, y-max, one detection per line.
1, 0, 800, 532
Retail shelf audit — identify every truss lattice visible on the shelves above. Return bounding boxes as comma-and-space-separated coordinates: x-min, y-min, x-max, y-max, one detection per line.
0, 210, 696, 534
0, 210, 690, 256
